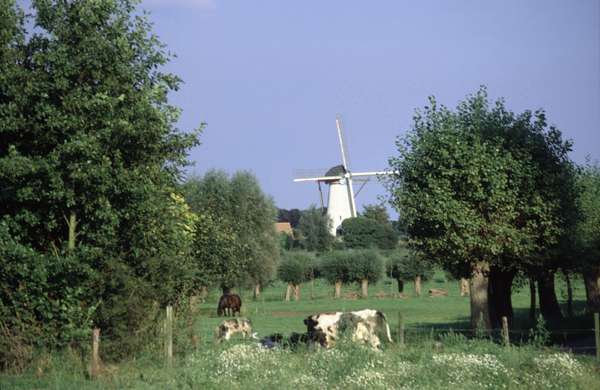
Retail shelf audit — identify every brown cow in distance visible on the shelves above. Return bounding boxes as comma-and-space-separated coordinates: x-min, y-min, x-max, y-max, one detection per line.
217, 293, 242, 316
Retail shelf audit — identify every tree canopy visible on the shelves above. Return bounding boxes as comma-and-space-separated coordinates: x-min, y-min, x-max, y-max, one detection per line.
0, 0, 201, 361
182, 170, 279, 292
387, 87, 577, 327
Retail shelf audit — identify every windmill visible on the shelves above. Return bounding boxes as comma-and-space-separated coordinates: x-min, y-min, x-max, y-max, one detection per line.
294, 115, 395, 236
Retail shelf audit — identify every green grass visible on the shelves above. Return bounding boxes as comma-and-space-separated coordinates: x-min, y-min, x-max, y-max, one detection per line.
2, 273, 599, 389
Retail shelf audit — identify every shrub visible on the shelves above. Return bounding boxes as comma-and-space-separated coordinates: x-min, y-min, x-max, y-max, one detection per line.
340, 217, 398, 250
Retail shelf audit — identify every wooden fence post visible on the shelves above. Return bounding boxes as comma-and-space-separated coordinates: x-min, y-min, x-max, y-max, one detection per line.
165, 305, 173, 366
501, 316, 510, 347
594, 312, 599, 361
397, 312, 405, 347
91, 328, 101, 379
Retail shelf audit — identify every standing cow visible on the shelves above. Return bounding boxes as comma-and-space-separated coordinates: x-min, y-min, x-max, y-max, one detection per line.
217, 293, 242, 316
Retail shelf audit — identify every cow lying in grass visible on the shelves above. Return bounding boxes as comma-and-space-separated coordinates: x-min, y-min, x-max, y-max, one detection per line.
215, 318, 254, 342
303, 309, 393, 349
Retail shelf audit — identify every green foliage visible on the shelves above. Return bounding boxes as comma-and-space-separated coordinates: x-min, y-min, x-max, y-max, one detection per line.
0, 0, 201, 360
361, 204, 391, 225
386, 87, 577, 274
277, 251, 315, 285
575, 162, 600, 266
385, 246, 435, 281
183, 170, 280, 291
340, 216, 398, 250
296, 205, 334, 252
346, 249, 384, 284
320, 249, 384, 284
320, 251, 352, 284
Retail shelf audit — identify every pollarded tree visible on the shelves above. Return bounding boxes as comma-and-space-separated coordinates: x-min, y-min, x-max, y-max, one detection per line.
347, 249, 384, 298
320, 251, 353, 298
387, 88, 576, 329
575, 162, 600, 311
278, 251, 315, 301
386, 246, 434, 296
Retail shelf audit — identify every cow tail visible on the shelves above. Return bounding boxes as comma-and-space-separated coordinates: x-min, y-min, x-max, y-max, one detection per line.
377, 311, 393, 343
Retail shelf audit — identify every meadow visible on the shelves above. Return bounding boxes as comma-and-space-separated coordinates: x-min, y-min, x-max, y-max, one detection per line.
2, 274, 600, 389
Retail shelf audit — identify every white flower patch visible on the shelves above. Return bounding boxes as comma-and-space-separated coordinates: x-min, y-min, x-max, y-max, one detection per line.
339, 369, 387, 389
432, 353, 509, 387
213, 343, 283, 381
533, 353, 584, 378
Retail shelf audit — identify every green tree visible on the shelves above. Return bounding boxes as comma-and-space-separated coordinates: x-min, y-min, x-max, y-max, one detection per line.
362, 204, 391, 225
296, 205, 334, 252
183, 170, 279, 295
320, 251, 353, 298
387, 88, 576, 329
278, 251, 314, 301
340, 216, 398, 250
386, 246, 434, 296
347, 249, 384, 298
0, 0, 201, 359
575, 162, 600, 311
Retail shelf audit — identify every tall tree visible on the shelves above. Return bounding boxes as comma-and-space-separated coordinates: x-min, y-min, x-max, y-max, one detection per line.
575, 162, 600, 312
0, 0, 201, 359
183, 170, 279, 294
296, 205, 334, 252
387, 88, 576, 329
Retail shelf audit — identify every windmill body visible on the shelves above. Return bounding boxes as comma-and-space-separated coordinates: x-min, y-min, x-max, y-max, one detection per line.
294, 116, 396, 236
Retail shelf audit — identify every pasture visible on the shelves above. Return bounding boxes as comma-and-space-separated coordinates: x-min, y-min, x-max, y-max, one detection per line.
2, 273, 600, 389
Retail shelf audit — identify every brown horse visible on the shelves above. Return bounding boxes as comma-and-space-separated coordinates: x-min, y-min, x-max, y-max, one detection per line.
217, 294, 242, 316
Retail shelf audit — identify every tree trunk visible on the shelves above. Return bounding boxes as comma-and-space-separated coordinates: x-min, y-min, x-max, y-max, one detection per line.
583, 267, 600, 313
67, 211, 77, 251
488, 267, 515, 328
310, 278, 314, 300
460, 278, 470, 297
396, 279, 404, 293
253, 283, 261, 300
294, 284, 300, 301
529, 277, 537, 323
334, 281, 342, 299
470, 262, 491, 331
285, 283, 293, 301
537, 271, 563, 323
361, 279, 369, 298
565, 272, 573, 318
414, 275, 422, 297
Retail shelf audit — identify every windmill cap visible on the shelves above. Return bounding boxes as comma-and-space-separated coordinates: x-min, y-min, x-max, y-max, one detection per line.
324, 164, 346, 177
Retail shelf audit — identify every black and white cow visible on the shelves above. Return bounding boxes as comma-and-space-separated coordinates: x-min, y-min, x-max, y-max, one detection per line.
215, 318, 253, 342
303, 309, 393, 349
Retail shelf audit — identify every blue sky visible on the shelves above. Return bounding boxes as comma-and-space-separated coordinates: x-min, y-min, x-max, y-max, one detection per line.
23, 1, 600, 215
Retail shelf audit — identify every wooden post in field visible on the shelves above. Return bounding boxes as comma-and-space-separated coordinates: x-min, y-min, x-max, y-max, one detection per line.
397, 312, 405, 347
91, 328, 101, 379
189, 297, 198, 349
594, 312, 599, 361
501, 316, 510, 347
165, 305, 173, 366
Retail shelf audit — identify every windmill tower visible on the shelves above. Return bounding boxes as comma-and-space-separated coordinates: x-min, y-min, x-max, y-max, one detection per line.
294, 115, 395, 236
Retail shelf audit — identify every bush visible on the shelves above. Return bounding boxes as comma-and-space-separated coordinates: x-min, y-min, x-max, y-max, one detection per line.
340, 217, 398, 250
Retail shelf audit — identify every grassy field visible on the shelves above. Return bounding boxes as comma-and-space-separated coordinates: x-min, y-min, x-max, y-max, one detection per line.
2, 273, 600, 389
